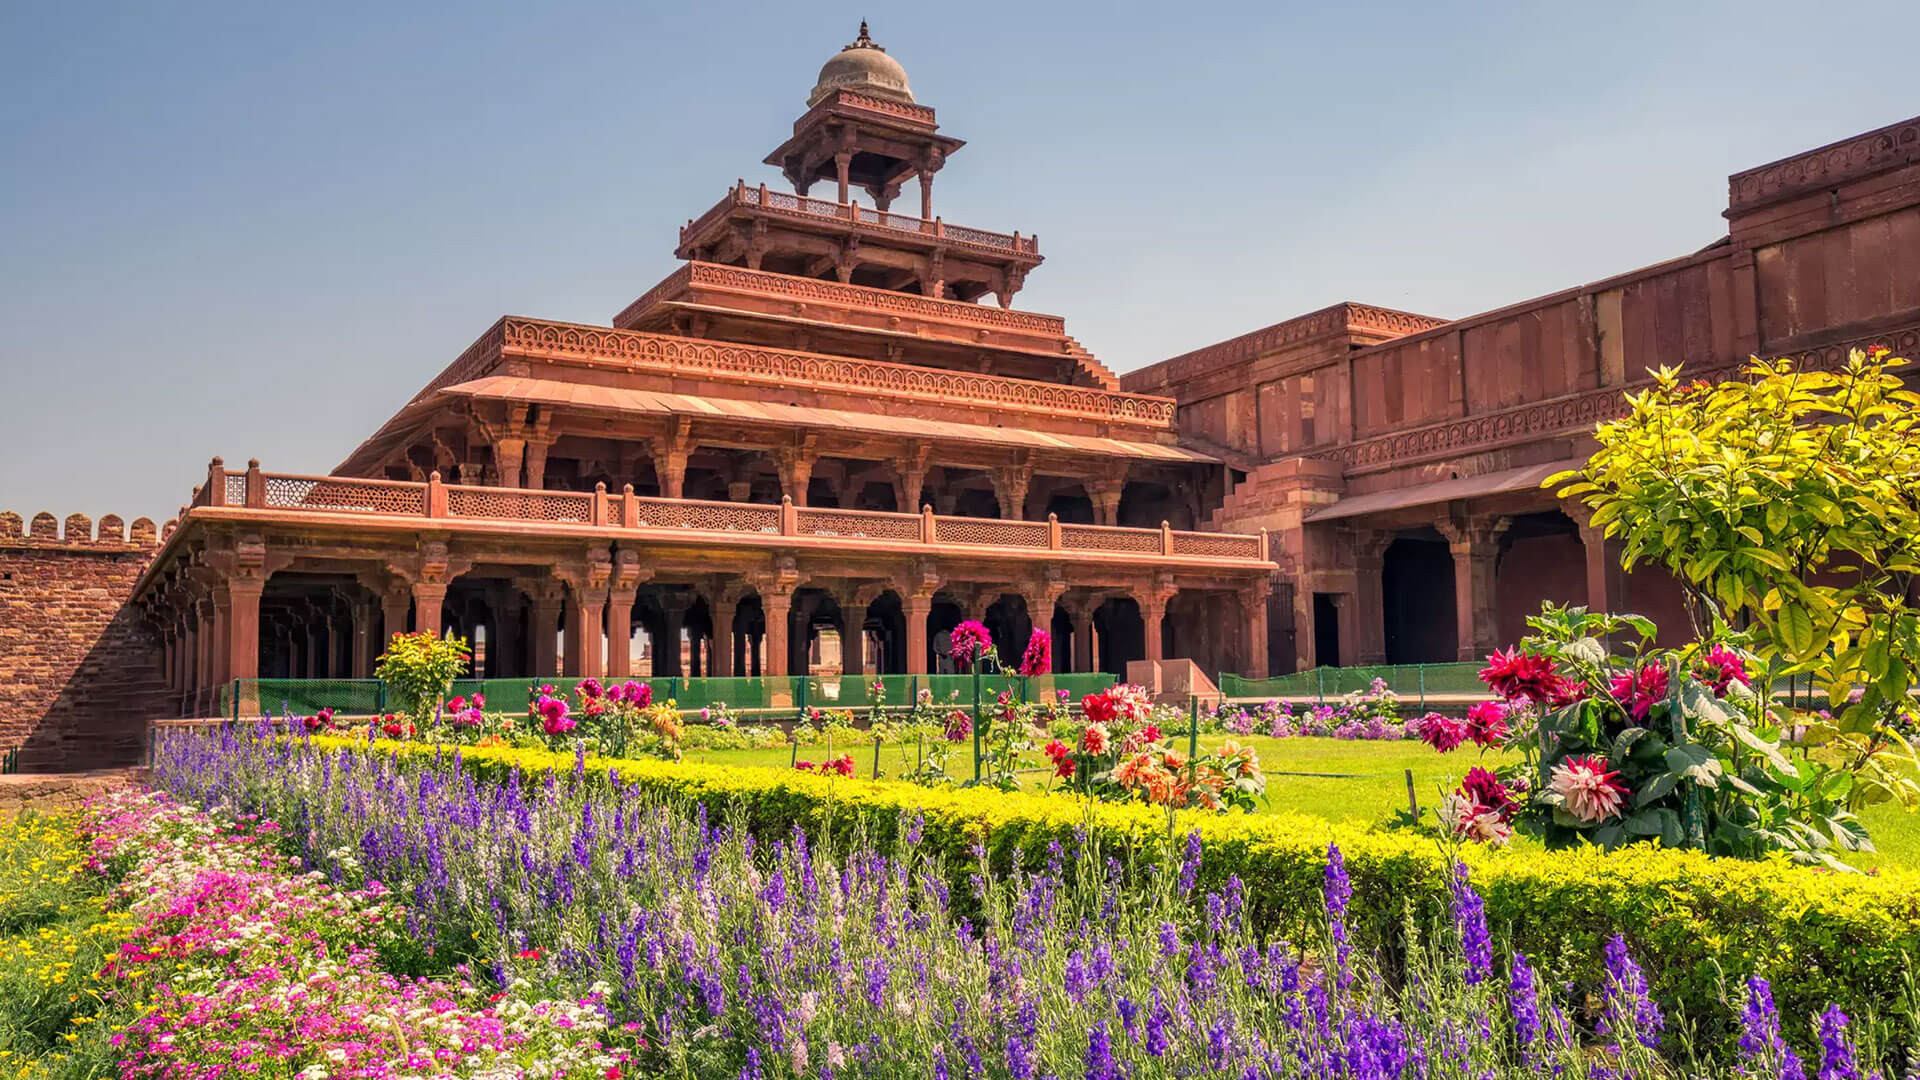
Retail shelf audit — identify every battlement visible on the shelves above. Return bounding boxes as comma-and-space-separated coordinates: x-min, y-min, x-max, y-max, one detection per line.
0, 511, 160, 550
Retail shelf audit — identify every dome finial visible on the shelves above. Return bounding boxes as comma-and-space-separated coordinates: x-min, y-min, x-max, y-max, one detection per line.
809, 20, 912, 105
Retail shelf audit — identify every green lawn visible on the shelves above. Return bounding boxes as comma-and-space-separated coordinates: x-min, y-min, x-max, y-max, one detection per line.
687, 734, 1920, 871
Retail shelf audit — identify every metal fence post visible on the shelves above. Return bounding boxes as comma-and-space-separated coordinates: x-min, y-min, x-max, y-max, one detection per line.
1316, 667, 1326, 705
231, 678, 240, 722
376, 681, 387, 716
1418, 665, 1427, 710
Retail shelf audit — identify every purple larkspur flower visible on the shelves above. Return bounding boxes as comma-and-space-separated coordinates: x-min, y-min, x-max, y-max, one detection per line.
1449, 863, 1492, 985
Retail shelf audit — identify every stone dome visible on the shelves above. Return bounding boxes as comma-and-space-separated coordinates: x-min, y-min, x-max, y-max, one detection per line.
807, 22, 914, 106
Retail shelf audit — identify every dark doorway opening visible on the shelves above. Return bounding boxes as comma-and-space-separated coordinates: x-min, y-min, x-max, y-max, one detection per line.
1383, 535, 1457, 663
1312, 593, 1340, 668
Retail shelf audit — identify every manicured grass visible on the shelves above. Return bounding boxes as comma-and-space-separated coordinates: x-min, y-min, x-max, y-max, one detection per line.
686, 734, 1920, 871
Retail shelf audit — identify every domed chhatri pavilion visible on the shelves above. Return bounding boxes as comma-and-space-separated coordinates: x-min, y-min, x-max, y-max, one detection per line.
6, 25, 1918, 765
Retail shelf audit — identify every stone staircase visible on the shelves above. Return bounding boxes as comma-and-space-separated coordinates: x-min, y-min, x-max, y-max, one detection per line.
1062, 335, 1122, 390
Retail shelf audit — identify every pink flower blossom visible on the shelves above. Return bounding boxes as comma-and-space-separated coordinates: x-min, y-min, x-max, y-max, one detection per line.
1018, 629, 1052, 677
1465, 700, 1509, 748
1414, 712, 1471, 753
1608, 665, 1670, 723
1548, 755, 1629, 822
947, 620, 993, 666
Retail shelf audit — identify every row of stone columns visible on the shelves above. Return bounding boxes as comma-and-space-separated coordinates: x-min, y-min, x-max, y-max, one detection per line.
1305, 514, 1610, 668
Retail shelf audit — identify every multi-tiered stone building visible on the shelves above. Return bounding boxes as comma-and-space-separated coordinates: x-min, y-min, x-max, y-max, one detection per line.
124, 24, 1277, 717
5, 24, 1918, 767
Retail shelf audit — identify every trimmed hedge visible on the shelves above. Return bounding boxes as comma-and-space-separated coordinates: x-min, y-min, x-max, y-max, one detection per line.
308, 736, 1918, 1047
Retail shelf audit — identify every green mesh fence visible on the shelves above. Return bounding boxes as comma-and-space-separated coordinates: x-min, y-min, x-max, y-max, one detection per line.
1219, 663, 1487, 707
220, 671, 1121, 722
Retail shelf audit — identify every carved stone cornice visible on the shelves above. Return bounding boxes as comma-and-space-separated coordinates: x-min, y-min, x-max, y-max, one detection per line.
484, 316, 1173, 427
1729, 115, 1920, 211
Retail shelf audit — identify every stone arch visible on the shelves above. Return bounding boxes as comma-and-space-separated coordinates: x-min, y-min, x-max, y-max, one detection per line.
97, 514, 125, 543
131, 518, 157, 544
29, 513, 57, 539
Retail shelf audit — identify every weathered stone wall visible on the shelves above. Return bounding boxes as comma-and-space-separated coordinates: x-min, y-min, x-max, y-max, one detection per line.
0, 511, 165, 771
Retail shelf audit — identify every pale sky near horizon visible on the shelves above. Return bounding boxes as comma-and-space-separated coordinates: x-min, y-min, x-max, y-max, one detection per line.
3, 1, 1917, 525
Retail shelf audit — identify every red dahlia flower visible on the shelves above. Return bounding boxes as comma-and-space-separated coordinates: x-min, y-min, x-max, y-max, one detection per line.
1478, 648, 1564, 705
1465, 701, 1509, 748
1415, 712, 1470, 753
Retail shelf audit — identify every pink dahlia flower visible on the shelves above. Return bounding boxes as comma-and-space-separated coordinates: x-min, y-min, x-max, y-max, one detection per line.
1548, 755, 1628, 823
1701, 645, 1749, 695
1018, 628, 1052, 677
1607, 665, 1669, 723
947, 620, 993, 666
1415, 712, 1471, 753
1479, 648, 1562, 704
1465, 700, 1509, 748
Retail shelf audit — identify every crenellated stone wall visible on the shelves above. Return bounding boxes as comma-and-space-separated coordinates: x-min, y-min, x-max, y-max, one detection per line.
0, 511, 166, 771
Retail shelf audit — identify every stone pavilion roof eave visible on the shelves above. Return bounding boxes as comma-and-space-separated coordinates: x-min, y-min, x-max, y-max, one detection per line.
1302, 458, 1584, 523
433, 376, 1221, 464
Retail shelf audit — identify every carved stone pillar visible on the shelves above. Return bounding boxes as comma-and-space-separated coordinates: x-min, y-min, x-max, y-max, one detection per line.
561, 589, 582, 677
411, 581, 448, 642
1578, 522, 1613, 613
776, 438, 818, 507
711, 597, 737, 678
491, 438, 526, 488
1070, 598, 1095, 673
523, 439, 552, 491
1140, 580, 1175, 663
210, 588, 232, 688
653, 419, 693, 500
1241, 579, 1271, 679
659, 595, 690, 677
990, 460, 1033, 520
904, 592, 933, 675
527, 581, 563, 677
226, 578, 263, 682
606, 587, 636, 679
576, 587, 607, 679
1440, 515, 1508, 662
1089, 471, 1126, 527
919, 148, 942, 220
762, 589, 792, 678
196, 598, 216, 715
834, 150, 852, 204
893, 443, 931, 512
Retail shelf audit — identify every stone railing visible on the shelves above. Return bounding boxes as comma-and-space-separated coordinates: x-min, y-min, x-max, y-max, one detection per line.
189, 463, 1271, 566
485, 317, 1175, 427
614, 261, 1068, 336
681, 182, 1039, 257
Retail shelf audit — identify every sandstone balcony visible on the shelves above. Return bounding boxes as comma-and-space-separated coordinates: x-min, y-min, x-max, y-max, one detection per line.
182, 463, 1271, 570
678, 182, 1040, 260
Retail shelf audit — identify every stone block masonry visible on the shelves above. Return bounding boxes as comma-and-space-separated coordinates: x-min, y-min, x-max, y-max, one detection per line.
0, 511, 166, 771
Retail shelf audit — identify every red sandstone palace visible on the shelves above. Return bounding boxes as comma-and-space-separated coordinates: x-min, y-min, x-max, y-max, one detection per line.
5, 25, 1919, 769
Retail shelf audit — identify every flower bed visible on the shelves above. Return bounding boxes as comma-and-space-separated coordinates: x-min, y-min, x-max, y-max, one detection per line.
3, 791, 636, 1079
147, 726, 1920, 1075
151, 727, 1920, 1061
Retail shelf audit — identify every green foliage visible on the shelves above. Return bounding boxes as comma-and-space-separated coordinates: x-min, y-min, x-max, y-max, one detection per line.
1502, 605, 1867, 868
372, 631, 472, 726
317, 735, 1920, 1052
1556, 347, 1920, 812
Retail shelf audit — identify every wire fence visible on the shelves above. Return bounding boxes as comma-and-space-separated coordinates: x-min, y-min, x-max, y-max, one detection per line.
1220, 663, 1488, 708
216, 672, 1122, 723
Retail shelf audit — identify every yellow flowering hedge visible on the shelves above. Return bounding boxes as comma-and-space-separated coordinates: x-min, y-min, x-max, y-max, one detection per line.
317, 737, 1920, 1037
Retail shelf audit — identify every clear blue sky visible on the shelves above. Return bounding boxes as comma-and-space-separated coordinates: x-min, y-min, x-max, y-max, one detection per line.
4, 1, 1916, 525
